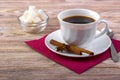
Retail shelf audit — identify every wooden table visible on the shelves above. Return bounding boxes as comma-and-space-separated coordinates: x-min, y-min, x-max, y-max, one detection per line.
0, 0, 120, 80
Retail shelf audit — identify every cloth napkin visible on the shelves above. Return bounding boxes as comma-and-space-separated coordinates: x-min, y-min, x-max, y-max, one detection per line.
25, 35, 120, 74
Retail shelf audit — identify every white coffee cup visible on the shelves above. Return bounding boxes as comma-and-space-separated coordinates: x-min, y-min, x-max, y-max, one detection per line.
58, 9, 109, 48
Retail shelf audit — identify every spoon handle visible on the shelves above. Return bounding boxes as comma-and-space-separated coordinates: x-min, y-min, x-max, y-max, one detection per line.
110, 42, 119, 62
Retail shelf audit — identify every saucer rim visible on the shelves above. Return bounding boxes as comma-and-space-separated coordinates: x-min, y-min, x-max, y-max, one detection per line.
45, 29, 111, 58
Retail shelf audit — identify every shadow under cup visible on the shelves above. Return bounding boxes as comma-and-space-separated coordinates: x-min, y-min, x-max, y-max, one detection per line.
58, 9, 100, 48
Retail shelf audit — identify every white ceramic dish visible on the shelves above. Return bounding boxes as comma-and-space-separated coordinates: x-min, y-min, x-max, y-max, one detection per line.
45, 30, 111, 58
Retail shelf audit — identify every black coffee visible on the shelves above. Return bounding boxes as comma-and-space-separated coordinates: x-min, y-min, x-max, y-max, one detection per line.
63, 16, 95, 24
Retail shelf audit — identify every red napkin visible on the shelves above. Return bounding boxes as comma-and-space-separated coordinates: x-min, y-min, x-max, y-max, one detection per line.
25, 35, 120, 74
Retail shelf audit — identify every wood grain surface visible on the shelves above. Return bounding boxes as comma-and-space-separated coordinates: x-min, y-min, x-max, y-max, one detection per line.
0, 0, 120, 80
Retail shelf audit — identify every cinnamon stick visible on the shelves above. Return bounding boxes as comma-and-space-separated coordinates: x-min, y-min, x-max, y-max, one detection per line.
50, 39, 94, 56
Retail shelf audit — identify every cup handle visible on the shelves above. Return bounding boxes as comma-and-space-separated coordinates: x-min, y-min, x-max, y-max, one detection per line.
95, 20, 109, 38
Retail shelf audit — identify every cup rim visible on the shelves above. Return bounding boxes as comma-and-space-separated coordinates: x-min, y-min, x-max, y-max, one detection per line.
57, 8, 100, 25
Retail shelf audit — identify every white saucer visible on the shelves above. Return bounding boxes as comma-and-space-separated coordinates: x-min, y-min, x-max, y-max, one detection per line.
45, 30, 111, 58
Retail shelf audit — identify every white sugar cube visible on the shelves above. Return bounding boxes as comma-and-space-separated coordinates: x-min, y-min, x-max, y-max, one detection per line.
19, 6, 44, 24
33, 17, 42, 23
28, 6, 36, 11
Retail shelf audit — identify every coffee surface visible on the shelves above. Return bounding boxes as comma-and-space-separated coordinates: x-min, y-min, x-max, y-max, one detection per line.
63, 16, 95, 24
